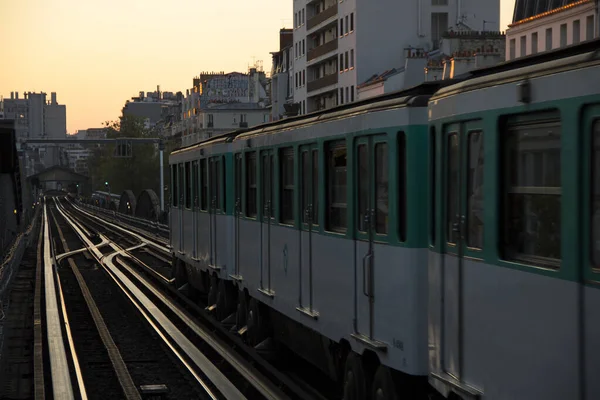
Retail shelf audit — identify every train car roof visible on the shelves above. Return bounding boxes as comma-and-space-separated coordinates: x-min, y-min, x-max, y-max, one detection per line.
432, 37, 600, 100
170, 78, 466, 157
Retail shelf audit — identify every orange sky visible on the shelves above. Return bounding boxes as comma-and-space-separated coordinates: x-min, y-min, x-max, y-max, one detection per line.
0, 0, 515, 134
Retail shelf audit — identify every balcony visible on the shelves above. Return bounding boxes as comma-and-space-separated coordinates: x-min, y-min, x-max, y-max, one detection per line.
307, 73, 338, 93
307, 39, 338, 61
307, 4, 338, 31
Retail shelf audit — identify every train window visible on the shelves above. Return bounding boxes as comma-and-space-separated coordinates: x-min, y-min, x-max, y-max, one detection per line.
200, 158, 207, 211
246, 152, 257, 217
326, 141, 347, 232
430, 128, 436, 245
398, 132, 406, 241
178, 163, 185, 209
221, 155, 226, 213
192, 160, 199, 208
357, 144, 368, 232
591, 120, 600, 267
185, 161, 191, 209
312, 149, 319, 225
447, 133, 459, 244
467, 131, 484, 249
375, 143, 389, 235
280, 147, 294, 224
235, 154, 242, 214
502, 117, 561, 268
171, 164, 178, 208
261, 152, 275, 219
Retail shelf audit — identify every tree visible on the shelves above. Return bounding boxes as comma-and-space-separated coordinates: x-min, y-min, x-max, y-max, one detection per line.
87, 115, 166, 198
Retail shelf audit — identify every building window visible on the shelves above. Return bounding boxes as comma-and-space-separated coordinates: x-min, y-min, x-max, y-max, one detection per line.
501, 114, 561, 269
350, 13, 354, 31
531, 32, 538, 54
340, 88, 344, 104
573, 20, 580, 44
240, 114, 247, 123
350, 49, 354, 68
302, 69, 305, 85
560, 23, 567, 47
345, 15, 349, 34
546, 28, 552, 51
302, 39, 305, 55
431, 13, 448, 50
345, 51, 349, 70
345, 87, 349, 103
520, 35, 526, 57
587, 15, 594, 41
432, 0, 448, 4
339, 54, 344, 71
301, 8, 305, 25
467, 131, 484, 249
326, 141, 347, 232
296, 72, 299, 88
509, 38, 516, 60
280, 147, 294, 224
340, 18, 344, 37
303, 100, 306, 114
350, 85, 355, 102
246, 152, 257, 217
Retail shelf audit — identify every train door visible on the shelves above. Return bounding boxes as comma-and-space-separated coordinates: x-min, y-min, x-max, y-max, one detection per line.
442, 121, 484, 380
298, 144, 319, 316
353, 135, 387, 342
208, 156, 223, 269
259, 149, 275, 296
232, 153, 243, 280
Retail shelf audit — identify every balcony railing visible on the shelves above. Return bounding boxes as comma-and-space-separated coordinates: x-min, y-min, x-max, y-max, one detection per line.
307, 39, 338, 61
307, 73, 338, 93
307, 3, 338, 30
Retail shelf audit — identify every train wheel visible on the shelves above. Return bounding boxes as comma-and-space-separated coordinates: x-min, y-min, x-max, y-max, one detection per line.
207, 274, 218, 307
247, 298, 267, 347
216, 280, 235, 321
343, 353, 366, 400
236, 291, 247, 329
371, 365, 398, 400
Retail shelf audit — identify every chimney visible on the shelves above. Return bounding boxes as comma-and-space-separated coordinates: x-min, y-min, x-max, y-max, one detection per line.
15, 92, 19, 99
51, 92, 57, 104
10, 92, 14, 99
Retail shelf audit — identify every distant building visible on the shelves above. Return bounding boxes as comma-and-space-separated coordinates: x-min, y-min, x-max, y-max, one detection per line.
180, 67, 270, 146
291, 0, 500, 113
0, 91, 67, 174
270, 28, 295, 121
506, 0, 598, 60
122, 86, 183, 130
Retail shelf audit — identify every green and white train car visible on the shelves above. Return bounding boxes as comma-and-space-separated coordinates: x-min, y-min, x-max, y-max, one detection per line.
169, 81, 457, 399
427, 43, 600, 399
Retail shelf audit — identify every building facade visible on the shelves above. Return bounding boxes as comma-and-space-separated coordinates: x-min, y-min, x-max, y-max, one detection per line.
0, 91, 67, 175
270, 28, 295, 121
506, 0, 598, 60
292, 0, 500, 113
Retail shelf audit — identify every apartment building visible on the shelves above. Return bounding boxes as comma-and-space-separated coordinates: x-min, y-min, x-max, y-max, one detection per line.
506, 0, 598, 60
292, 0, 500, 114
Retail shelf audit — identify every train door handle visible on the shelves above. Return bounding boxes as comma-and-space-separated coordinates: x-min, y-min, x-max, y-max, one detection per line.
362, 253, 373, 297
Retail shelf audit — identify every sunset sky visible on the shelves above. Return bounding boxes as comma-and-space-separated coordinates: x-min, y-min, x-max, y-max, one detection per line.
0, 1, 515, 134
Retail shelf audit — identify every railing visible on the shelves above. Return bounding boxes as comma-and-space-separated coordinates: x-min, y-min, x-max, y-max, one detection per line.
307, 39, 338, 61
307, 73, 338, 93
307, 3, 338, 30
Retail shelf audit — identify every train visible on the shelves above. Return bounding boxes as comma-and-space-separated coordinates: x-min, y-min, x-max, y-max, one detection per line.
169, 39, 600, 400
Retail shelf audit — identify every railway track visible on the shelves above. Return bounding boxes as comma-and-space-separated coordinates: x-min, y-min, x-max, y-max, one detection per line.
41, 195, 305, 400
64, 198, 336, 400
